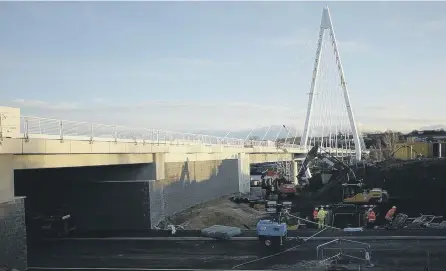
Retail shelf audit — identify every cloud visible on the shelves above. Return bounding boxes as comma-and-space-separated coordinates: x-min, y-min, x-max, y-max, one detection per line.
386, 18, 446, 37
11, 99, 79, 111
363, 104, 406, 112
271, 35, 371, 54
308, 101, 446, 133
419, 20, 446, 31
337, 41, 371, 53
356, 104, 446, 132
92, 98, 105, 104
270, 38, 309, 47
9, 99, 445, 136
6, 98, 302, 132
159, 57, 238, 66
268, 28, 313, 48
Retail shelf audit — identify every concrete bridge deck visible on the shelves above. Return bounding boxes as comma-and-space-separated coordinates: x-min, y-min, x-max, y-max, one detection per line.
0, 112, 357, 169
0, 108, 358, 271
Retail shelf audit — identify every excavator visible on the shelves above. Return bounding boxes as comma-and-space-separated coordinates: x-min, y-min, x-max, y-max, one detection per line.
342, 183, 389, 204
261, 170, 297, 200
296, 144, 389, 227
297, 144, 388, 205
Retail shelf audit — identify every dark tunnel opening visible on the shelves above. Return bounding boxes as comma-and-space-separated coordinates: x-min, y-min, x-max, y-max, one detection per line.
14, 164, 155, 239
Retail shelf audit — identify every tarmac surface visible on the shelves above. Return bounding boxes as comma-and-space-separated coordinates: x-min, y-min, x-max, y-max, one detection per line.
28, 233, 446, 271
62, 228, 446, 238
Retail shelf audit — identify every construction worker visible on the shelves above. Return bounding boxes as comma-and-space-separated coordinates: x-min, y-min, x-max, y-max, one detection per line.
313, 207, 319, 223
385, 206, 397, 223
365, 208, 376, 228
317, 207, 327, 229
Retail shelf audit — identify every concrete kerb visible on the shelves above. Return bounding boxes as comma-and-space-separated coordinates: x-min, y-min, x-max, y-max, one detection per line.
47, 236, 446, 242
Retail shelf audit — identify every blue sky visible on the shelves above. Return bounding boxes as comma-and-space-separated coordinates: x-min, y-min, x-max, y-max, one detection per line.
1, 1, 445, 134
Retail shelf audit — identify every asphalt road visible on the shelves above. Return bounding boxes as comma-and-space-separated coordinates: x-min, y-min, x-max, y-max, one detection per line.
63, 228, 446, 238
28, 238, 446, 271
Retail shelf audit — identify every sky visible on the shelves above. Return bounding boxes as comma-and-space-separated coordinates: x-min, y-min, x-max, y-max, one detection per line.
1, 1, 445, 136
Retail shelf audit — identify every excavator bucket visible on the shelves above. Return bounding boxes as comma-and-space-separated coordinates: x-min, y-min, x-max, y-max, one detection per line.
343, 193, 367, 203
342, 187, 388, 204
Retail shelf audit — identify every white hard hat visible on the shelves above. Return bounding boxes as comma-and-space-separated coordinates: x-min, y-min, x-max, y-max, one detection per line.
392, 206, 396, 209
320, 207, 324, 210
315, 207, 319, 210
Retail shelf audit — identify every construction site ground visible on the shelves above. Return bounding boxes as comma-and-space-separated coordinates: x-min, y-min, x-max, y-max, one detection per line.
157, 195, 267, 230
62, 228, 446, 239
27, 159, 446, 270
66, 193, 446, 238
29, 238, 446, 270
146, 158, 446, 233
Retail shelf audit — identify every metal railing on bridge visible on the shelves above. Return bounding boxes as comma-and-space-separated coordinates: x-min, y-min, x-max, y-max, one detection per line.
20, 116, 303, 149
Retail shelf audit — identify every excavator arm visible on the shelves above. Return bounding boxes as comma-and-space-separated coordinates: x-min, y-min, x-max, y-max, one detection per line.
296, 145, 320, 186
297, 144, 357, 188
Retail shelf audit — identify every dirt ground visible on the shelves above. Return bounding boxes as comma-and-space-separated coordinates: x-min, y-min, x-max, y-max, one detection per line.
158, 196, 267, 230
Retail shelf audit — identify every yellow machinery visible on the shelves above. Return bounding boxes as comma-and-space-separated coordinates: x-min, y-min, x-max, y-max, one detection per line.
342, 183, 389, 204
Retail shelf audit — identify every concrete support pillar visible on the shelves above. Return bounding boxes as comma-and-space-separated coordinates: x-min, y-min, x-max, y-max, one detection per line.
292, 160, 298, 185
0, 155, 27, 271
439, 143, 442, 158
153, 153, 165, 180
0, 154, 14, 204
238, 153, 250, 193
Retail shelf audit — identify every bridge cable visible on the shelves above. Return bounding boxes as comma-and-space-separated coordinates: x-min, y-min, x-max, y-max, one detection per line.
303, 27, 364, 160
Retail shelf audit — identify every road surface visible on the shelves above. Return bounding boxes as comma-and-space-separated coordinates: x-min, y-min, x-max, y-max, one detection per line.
62, 228, 446, 238
28, 237, 446, 271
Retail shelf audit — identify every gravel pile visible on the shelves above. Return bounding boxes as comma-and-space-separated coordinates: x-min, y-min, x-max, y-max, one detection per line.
158, 196, 267, 230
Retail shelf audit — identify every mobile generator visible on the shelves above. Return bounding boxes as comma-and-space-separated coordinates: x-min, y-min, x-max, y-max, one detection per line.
256, 201, 291, 247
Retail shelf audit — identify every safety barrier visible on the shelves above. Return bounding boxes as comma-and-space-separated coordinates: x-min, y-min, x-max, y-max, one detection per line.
20, 116, 303, 148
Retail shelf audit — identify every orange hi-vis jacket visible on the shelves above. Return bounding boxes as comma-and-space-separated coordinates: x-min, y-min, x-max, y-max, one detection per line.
368, 211, 376, 222
385, 208, 396, 221
313, 210, 319, 220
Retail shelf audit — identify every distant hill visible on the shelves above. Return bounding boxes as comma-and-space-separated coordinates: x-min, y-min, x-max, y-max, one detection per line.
192, 125, 302, 141
419, 124, 446, 131
192, 124, 446, 141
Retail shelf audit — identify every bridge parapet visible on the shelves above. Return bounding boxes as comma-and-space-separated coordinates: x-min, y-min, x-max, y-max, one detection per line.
0, 114, 361, 157
19, 116, 302, 149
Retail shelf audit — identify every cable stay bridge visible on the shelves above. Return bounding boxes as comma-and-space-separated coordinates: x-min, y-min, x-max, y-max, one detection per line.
1, 7, 367, 163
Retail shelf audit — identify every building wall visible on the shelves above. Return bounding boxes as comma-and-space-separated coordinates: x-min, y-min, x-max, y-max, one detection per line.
393, 142, 433, 160
149, 159, 239, 227
0, 197, 27, 271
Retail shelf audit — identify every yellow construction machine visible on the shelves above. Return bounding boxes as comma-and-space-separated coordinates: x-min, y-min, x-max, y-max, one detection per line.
342, 183, 389, 205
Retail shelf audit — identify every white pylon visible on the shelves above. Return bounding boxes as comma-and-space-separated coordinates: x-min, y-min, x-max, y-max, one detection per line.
300, 6, 363, 161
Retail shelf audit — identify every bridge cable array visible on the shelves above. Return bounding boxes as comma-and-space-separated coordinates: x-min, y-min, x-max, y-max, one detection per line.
301, 7, 366, 161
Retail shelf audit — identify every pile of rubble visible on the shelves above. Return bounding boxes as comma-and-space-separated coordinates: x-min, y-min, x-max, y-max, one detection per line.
386, 214, 446, 230
157, 195, 266, 230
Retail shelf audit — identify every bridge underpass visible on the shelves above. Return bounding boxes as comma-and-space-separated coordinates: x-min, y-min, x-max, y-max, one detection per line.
0, 7, 367, 271
14, 164, 155, 235
13, 156, 245, 236
2, 148, 296, 250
